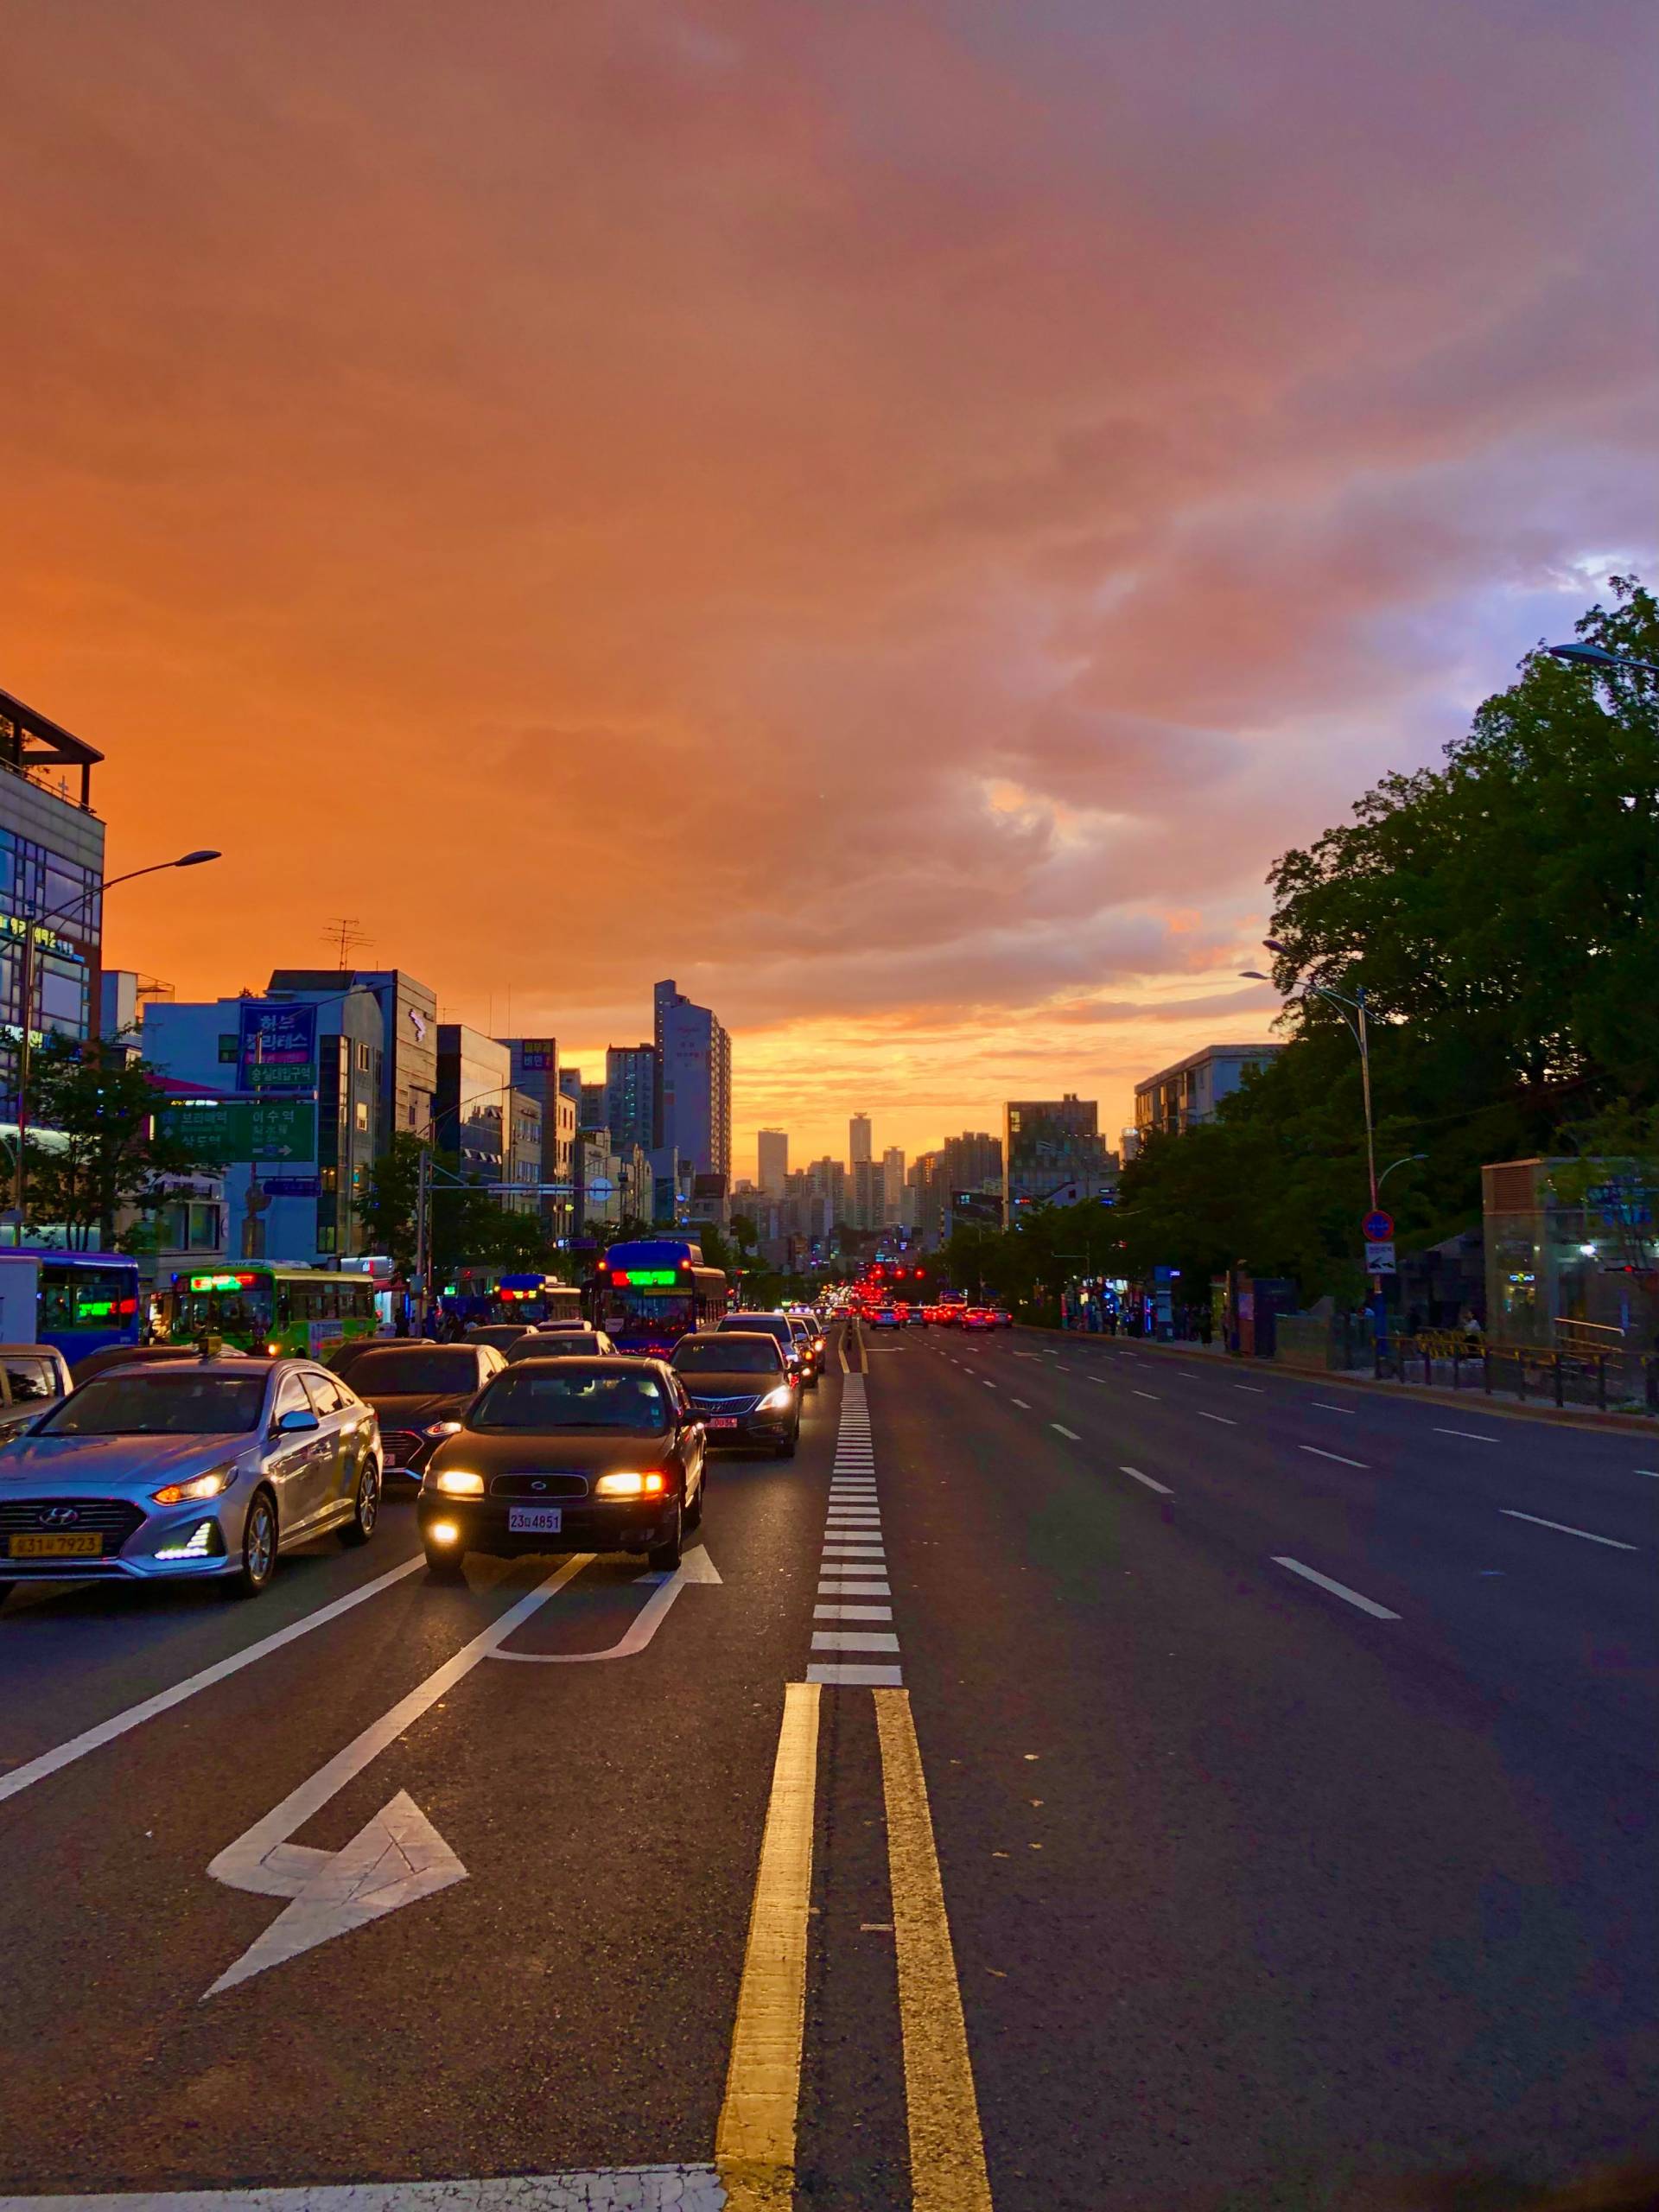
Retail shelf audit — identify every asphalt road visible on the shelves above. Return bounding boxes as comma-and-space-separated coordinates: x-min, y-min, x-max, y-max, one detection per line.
0, 1322, 1653, 2210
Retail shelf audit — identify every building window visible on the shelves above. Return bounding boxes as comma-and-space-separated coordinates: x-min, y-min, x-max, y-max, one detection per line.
317, 1225, 337, 1255
356, 1040, 372, 1073
219, 1033, 238, 1063
355, 1101, 369, 1133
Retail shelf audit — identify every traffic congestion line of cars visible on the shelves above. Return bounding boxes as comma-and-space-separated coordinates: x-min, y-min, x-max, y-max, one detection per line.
0, 1306, 830, 1603
862, 1300, 1012, 1331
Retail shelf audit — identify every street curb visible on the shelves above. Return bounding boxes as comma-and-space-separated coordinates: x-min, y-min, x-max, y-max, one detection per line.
1012, 1325, 1659, 1440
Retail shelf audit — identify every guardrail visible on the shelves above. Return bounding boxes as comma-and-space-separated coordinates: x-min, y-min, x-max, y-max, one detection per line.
1374, 1334, 1659, 1415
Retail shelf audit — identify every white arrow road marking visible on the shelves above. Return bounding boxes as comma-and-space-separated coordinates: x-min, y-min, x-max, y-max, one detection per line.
488, 1542, 721, 1664
205, 1790, 466, 1998
204, 1554, 593, 1999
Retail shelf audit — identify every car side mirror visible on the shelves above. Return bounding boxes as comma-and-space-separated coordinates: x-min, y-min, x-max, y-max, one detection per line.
274, 1406, 321, 1434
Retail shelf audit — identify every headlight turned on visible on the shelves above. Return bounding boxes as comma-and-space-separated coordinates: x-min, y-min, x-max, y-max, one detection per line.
758, 1385, 796, 1412
424, 1419, 464, 1438
151, 1463, 238, 1505
594, 1470, 668, 1497
432, 1469, 486, 1497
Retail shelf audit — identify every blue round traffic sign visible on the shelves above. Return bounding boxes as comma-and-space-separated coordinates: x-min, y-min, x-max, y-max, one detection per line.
1363, 1209, 1394, 1241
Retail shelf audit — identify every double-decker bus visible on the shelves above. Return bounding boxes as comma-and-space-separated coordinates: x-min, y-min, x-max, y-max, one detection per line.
0, 1249, 142, 1368
591, 1238, 729, 1357
169, 1263, 378, 1357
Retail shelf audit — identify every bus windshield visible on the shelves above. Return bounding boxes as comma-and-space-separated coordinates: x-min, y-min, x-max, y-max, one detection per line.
174, 1271, 274, 1341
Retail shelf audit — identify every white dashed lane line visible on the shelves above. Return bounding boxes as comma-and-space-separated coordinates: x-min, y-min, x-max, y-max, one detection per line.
1310, 1402, 1357, 1414
1133, 1391, 1161, 1402
1499, 1510, 1639, 1552
1197, 1411, 1236, 1427
1052, 1424, 1081, 1441
1300, 1445, 1370, 1469
1435, 1428, 1498, 1444
1273, 1556, 1401, 1620
1010, 1398, 1032, 1410
1120, 1465, 1173, 1496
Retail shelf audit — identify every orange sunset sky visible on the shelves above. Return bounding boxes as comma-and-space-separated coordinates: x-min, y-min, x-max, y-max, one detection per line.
6, 2, 1655, 1177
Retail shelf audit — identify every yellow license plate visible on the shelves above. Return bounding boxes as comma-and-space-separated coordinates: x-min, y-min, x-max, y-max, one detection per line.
9, 1531, 104, 1559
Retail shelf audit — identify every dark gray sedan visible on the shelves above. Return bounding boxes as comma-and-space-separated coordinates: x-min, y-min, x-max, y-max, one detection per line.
0, 1357, 383, 1602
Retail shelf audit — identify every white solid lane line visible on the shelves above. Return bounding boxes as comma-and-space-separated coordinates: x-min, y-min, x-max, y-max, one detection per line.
1272, 1556, 1401, 1620
1435, 1428, 1498, 1443
1120, 1465, 1173, 1496
1300, 1445, 1370, 1469
1198, 1412, 1236, 1426
1011, 1398, 1032, 1409
1052, 1424, 1081, 1441
0, 2171, 728, 2209
1499, 1509, 1639, 1552
0, 1551, 427, 1810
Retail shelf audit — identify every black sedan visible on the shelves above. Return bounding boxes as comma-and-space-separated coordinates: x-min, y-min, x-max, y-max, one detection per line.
670, 1333, 800, 1457
417, 1357, 705, 1580
345, 1340, 505, 1480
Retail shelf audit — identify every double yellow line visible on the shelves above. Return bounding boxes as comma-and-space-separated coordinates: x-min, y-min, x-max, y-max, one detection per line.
715, 1681, 993, 2210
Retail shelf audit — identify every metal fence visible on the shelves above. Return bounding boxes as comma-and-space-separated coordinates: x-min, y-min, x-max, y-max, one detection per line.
1374, 1334, 1659, 1414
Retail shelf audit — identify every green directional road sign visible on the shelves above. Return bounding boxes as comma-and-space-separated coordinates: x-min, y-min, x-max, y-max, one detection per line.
158, 1097, 317, 1165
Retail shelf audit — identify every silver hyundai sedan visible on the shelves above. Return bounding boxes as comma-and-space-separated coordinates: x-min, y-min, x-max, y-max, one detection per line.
0, 1357, 384, 1602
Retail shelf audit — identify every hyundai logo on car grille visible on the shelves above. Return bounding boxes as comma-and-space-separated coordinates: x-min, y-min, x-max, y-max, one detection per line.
41, 1504, 80, 1528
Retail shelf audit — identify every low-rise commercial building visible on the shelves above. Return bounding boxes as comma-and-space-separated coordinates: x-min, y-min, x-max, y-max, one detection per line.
1133, 1042, 1283, 1142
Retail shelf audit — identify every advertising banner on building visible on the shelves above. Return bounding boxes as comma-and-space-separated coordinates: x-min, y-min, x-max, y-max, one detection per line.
238, 1002, 316, 1091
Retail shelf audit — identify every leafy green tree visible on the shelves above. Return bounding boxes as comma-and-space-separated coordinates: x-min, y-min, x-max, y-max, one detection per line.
1122, 575, 1659, 1306
355, 1130, 425, 1276
12, 1037, 223, 1249
355, 1132, 556, 1277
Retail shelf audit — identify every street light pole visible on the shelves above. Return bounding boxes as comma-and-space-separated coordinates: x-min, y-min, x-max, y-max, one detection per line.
10, 849, 220, 1236
1244, 950, 1385, 1332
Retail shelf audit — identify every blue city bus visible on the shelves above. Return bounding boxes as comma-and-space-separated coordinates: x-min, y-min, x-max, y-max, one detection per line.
591, 1239, 729, 1358
0, 1249, 142, 1368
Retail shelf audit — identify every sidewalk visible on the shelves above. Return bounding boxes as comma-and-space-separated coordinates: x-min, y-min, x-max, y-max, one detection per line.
1017, 1324, 1659, 1439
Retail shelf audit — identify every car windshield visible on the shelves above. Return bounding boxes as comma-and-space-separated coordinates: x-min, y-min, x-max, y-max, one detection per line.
720, 1316, 786, 1339
673, 1338, 782, 1375
468, 1365, 669, 1433
508, 1335, 602, 1360
348, 1350, 480, 1395
35, 1372, 267, 1436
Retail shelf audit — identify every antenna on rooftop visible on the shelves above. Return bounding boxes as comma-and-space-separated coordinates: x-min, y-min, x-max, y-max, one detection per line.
323, 916, 372, 968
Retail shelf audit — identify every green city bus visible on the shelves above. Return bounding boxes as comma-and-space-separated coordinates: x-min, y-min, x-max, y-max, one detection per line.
169, 1264, 379, 1357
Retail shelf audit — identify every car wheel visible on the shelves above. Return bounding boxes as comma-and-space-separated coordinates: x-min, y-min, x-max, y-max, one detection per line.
232, 1489, 278, 1598
340, 1459, 381, 1546
777, 1427, 798, 1460
648, 1505, 683, 1573
423, 1545, 467, 1582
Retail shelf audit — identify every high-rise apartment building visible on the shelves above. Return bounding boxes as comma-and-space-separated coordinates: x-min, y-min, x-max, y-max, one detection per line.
882, 1146, 906, 1221
605, 1045, 656, 1155
1133, 1043, 1285, 1141
758, 1128, 789, 1198
498, 1038, 571, 1239
942, 1131, 1001, 1195
849, 1113, 872, 1166
1002, 1095, 1116, 1218
653, 979, 731, 1180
